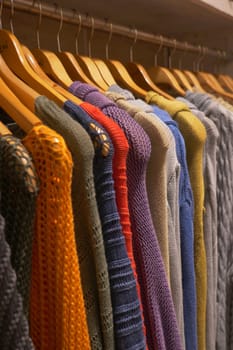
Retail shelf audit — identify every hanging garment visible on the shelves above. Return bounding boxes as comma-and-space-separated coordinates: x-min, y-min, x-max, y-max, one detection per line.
107, 87, 171, 280
106, 88, 185, 349
22, 124, 91, 350
146, 92, 207, 350
151, 104, 197, 350
72, 101, 148, 344
63, 100, 146, 350
0, 134, 39, 316
69, 82, 183, 350
178, 96, 219, 350
34, 97, 112, 350
0, 213, 35, 350
186, 91, 233, 350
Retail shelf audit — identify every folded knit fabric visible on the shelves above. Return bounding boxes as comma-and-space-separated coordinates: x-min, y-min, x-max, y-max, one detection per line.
151, 104, 197, 350
106, 88, 185, 349
178, 96, 219, 350
146, 92, 207, 350
22, 124, 91, 350
69, 81, 183, 350
34, 97, 112, 350
64, 100, 146, 350
0, 134, 39, 317
0, 213, 35, 350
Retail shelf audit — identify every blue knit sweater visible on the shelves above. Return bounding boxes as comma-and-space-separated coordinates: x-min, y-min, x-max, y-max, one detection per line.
64, 100, 146, 350
152, 105, 197, 350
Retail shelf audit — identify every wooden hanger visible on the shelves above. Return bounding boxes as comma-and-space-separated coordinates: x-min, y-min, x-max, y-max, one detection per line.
105, 59, 148, 98
22, 45, 83, 104
0, 121, 12, 136
0, 29, 67, 107
218, 74, 233, 92
73, 17, 109, 90
183, 70, 206, 92
91, 22, 116, 87
123, 32, 173, 100
0, 73, 41, 133
172, 68, 193, 91
147, 38, 186, 96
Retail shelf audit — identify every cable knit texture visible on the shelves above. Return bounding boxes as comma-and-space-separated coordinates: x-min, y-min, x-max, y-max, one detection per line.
69, 81, 183, 350
0, 213, 35, 350
146, 92, 207, 350
106, 88, 185, 348
178, 96, 219, 350
0, 135, 39, 317
22, 124, 91, 350
151, 104, 197, 350
186, 91, 233, 350
63, 100, 145, 350
35, 97, 112, 350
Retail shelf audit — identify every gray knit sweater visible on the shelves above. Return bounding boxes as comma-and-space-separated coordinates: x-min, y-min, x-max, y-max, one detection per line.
186, 91, 232, 350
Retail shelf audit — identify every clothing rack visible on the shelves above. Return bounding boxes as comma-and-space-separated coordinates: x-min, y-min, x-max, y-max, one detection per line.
2, 0, 233, 62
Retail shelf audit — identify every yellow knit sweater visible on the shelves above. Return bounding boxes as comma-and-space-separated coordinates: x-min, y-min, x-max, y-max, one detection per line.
23, 125, 91, 350
146, 92, 207, 350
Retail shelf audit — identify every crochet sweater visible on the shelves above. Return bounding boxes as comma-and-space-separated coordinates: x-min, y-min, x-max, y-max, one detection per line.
106, 87, 185, 348
0, 135, 39, 316
70, 82, 183, 350
146, 92, 207, 350
64, 100, 146, 350
178, 96, 219, 350
0, 213, 35, 350
22, 124, 91, 350
35, 97, 112, 350
186, 92, 233, 350
151, 104, 197, 350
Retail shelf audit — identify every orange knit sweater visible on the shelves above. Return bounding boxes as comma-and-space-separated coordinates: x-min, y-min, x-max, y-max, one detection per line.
23, 125, 91, 350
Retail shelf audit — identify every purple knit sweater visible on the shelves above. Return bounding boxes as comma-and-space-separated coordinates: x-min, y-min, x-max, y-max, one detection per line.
69, 82, 183, 350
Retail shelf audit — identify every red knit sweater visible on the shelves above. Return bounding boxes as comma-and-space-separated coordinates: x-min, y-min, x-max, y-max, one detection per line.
81, 101, 147, 342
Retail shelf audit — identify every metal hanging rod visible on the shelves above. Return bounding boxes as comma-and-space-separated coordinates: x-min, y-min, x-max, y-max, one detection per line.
2, 0, 232, 60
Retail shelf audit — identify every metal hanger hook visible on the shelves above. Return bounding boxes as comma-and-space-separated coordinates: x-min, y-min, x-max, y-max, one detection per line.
154, 35, 163, 66
74, 10, 82, 55
10, 0, 14, 34
193, 45, 202, 72
32, 0, 42, 49
196, 46, 206, 71
88, 16, 95, 58
178, 41, 188, 69
168, 38, 177, 69
130, 28, 138, 62
56, 5, 63, 52
105, 21, 112, 60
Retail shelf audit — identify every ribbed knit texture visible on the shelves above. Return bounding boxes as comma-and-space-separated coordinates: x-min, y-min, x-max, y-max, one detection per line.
35, 97, 112, 350
151, 104, 197, 350
63, 100, 146, 350
107, 87, 186, 342
22, 124, 91, 350
107, 87, 171, 280
0, 213, 35, 350
106, 89, 185, 348
70, 81, 183, 350
178, 96, 219, 350
79, 102, 145, 338
146, 92, 207, 350
0, 135, 39, 317
186, 91, 233, 350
